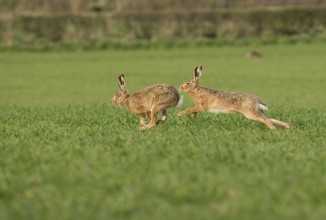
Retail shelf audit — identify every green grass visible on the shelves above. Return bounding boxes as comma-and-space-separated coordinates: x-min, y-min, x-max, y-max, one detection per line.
0, 43, 326, 220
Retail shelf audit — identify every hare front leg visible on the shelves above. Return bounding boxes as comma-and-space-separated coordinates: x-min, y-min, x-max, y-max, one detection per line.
177, 106, 202, 117
139, 106, 159, 130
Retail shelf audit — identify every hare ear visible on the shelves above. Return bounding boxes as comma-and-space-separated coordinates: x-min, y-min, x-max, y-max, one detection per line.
118, 74, 125, 89
193, 66, 202, 80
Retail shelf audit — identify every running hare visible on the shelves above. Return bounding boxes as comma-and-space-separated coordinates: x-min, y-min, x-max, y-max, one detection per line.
112, 74, 183, 130
177, 66, 290, 129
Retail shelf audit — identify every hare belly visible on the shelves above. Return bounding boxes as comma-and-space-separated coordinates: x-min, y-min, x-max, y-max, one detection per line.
208, 108, 231, 114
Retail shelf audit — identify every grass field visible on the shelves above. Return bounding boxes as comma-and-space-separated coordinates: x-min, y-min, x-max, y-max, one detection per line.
0, 43, 326, 220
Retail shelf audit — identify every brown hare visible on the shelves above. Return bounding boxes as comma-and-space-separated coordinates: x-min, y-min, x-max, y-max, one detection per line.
246, 50, 263, 59
177, 66, 290, 129
112, 74, 183, 130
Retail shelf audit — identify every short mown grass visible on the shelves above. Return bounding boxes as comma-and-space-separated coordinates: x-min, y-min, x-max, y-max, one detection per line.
0, 43, 325, 220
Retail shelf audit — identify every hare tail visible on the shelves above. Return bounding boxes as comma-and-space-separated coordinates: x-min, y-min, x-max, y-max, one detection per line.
258, 102, 268, 111
176, 96, 184, 108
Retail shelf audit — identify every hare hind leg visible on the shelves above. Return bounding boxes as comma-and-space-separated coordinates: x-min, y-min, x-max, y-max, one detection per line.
260, 110, 290, 128
139, 112, 150, 126
156, 110, 167, 124
140, 117, 146, 126
242, 111, 276, 129
270, 119, 290, 128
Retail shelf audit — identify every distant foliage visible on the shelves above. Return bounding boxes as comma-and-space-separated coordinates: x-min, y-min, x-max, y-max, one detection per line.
0, 1, 325, 46
0, 0, 325, 13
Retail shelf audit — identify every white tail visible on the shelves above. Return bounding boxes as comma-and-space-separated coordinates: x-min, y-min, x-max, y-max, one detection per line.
176, 96, 184, 107
259, 103, 268, 111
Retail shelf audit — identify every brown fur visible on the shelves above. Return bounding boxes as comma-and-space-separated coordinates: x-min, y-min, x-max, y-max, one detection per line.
177, 66, 290, 129
246, 50, 263, 59
111, 74, 181, 130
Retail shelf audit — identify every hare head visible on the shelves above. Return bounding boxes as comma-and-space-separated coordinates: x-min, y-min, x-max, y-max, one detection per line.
180, 66, 202, 92
111, 74, 129, 105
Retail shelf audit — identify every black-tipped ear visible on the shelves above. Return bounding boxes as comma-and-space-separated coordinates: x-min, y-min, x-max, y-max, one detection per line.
118, 74, 125, 89
193, 66, 202, 80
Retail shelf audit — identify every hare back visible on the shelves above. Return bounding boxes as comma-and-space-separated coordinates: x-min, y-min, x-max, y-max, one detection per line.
135, 84, 180, 103
126, 84, 180, 114
194, 87, 260, 111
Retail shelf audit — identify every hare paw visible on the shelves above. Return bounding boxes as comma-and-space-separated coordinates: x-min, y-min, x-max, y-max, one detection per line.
177, 112, 185, 117
138, 126, 147, 131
